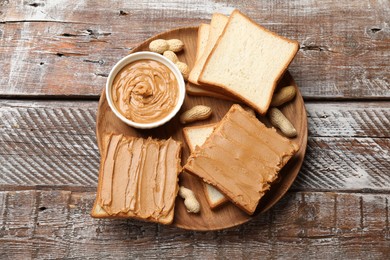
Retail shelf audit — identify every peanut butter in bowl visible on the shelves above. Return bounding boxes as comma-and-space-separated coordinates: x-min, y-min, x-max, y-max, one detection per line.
112, 59, 179, 124
106, 52, 185, 129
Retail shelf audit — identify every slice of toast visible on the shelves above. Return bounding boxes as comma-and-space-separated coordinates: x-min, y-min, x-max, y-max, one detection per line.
186, 84, 239, 102
183, 124, 228, 209
183, 124, 215, 151
199, 10, 299, 115
189, 22, 229, 99
91, 134, 182, 225
184, 104, 299, 215
188, 13, 228, 85
195, 23, 210, 61
188, 17, 239, 100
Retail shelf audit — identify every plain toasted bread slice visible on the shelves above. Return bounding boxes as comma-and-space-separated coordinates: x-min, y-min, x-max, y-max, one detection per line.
186, 84, 239, 102
188, 13, 228, 85
183, 124, 228, 209
196, 23, 210, 61
188, 23, 229, 99
199, 10, 299, 115
183, 124, 215, 151
189, 15, 239, 101
189, 22, 232, 99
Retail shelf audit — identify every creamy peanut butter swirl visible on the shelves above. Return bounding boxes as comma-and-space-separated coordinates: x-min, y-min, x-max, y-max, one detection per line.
112, 59, 179, 123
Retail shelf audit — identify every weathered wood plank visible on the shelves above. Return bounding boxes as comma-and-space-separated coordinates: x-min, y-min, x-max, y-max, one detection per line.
0, 190, 389, 259
0, 100, 389, 191
0, 0, 389, 98
306, 102, 390, 138
295, 137, 390, 191
0, 101, 99, 188
2, 100, 388, 137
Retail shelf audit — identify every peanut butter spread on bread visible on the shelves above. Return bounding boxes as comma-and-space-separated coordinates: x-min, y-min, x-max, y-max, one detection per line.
184, 104, 298, 215
92, 134, 182, 225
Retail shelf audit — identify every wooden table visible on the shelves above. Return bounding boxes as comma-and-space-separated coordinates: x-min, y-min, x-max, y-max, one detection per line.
1, 1, 389, 258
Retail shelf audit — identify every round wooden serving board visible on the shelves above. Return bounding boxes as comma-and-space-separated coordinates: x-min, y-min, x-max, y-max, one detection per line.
96, 27, 308, 231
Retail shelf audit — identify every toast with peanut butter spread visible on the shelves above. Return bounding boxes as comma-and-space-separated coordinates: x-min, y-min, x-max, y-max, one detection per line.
184, 104, 298, 215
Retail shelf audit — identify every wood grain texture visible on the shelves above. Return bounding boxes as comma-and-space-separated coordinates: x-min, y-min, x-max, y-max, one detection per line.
0, 0, 389, 98
0, 100, 99, 189
306, 101, 390, 138
0, 190, 389, 259
1, 100, 389, 192
295, 137, 390, 191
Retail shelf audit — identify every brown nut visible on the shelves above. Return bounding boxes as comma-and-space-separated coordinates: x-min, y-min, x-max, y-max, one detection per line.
175, 61, 189, 80
149, 39, 169, 54
180, 105, 212, 124
167, 39, 184, 52
268, 107, 297, 137
271, 85, 297, 107
163, 50, 179, 63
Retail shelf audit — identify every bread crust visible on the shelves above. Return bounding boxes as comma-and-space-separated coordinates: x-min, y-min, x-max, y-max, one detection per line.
91, 204, 174, 225
189, 13, 229, 85
202, 182, 229, 208
195, 23, 210, 61
183, 167, 256, 215
198, 9, 299, 115
182, 123, 217, 152
186, 84, 239, 102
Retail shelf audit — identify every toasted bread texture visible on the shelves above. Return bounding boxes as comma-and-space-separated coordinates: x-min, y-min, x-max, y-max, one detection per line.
196, 23, 210, 62
199, 10, 299, 115
183, 124, 229, 209
188, 13, 228, 85
184, 104, 299, 215
183, 124, 215, 152
189, 22, 235, 100
189, 14, 240, 101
